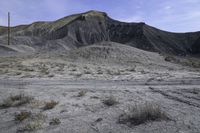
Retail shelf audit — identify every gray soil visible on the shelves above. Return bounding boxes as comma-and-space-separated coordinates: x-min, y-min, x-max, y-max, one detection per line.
0, 78, 200, 133
0, 49, 200, 133
0, 10, 200, 133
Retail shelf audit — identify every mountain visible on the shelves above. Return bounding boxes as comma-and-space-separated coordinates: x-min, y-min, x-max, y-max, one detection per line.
0, 10, 200, 55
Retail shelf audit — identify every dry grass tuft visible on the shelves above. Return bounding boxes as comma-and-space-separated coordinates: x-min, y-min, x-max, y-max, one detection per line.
15, 111, 31, 122
118, 103, 169, 126
77, 90, 87, 97
17, 121, 42, 132
0, 94, 33, 108
102, 96, 118, 106
43, 100, 58, 110
49, 118, 61, 125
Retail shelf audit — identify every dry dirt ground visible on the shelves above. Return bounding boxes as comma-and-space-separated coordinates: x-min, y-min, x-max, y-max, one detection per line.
0, 54, 200, 133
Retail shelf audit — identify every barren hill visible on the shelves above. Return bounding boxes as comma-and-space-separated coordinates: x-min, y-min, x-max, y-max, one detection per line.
0, 10, 200, 55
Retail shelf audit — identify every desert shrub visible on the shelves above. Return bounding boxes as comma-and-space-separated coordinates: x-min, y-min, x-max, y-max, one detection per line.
18, 65, 34, 72
84, 70, 91, 74
68, 64, 77, 68
83, 66, 89, 69
17, 121, 42, 132
127, 67, 135, 72
43, 100, 58, 110
107, 69, 121, 75
118, 103, 169, 126
15, 111, 31, 122
77, 90, 87, 97
48, 74, 54, 77
71, 68, 77, 71
97, 69, 103, 74
188, 60, 200, 68
49, 118, 61, 125
22, 67, 34, 72
102, 96, 118, 106
164, 56, 176, 62
40, 68, 49, 75
0, 98, 13, 108
31, 112, 46, 121
69, 72, 82, 78
90, 96, 99, 99
15, 72, 22, 75
0, 94, 33, 108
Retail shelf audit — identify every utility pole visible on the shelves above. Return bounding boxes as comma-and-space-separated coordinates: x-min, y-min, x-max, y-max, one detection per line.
8, 12, 10, 45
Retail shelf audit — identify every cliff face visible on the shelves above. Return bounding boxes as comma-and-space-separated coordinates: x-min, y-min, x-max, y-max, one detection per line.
0, 10, 200, 55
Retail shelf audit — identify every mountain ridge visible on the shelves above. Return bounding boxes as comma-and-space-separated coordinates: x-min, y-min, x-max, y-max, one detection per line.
0, 10, 200, 55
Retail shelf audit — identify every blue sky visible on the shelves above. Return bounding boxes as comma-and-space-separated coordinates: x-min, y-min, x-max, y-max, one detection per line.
0, 0, 200, 32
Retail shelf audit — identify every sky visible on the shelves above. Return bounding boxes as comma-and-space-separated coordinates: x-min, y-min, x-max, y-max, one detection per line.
0, 0, 200, 32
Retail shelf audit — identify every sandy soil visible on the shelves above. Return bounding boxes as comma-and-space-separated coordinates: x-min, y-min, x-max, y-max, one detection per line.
0, 79, 200, 133
0, 54, 200, 133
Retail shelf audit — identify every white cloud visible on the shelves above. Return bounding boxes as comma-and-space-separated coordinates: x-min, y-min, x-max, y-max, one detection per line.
164, 6, 172, 10
121, 15, 144, 23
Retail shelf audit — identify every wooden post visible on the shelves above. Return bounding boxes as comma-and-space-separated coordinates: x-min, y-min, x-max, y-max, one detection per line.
8, 12, 10, 45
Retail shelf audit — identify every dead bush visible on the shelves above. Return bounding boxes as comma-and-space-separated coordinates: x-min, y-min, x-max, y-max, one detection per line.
15, 111, 31, 122
49, 118, 61, 125
84, 70, 92, 74
43, 100, 58, 110
17, 121, 42, 132
102, 96, 118, 106
164, 56, 176, 62
77, 90, 87, 97
0, 94, 33, 108
118, 103, 169, 126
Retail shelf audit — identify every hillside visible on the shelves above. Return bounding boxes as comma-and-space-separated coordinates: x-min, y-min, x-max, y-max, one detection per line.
0, 10, 200, 55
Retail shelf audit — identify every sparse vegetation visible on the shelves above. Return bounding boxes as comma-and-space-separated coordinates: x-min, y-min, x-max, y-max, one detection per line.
164, 55, 200, 68
16, 112, 46, 132
17, 121, 42, 132
164, 56, 176, 62
84, 70, 92, 74
49, 118, 61, 125
17, 65, 34, 72
0, 94, 33, 108
71, 68, 77, 71
43, 100, 58, 110
31, 112, 46, 121
127, 67, 135, 72
77, 90, 87, 97
72, 72, 82, 77
15, 72, 22, 75
90, 96, 99, 99
118, 103, 169, 126
107, 69, 121, 75
15, 111, 31, 122
183, 88, 199, 94
68, 64, 77, 68
97, 68, 103, 74
102, 96, 118, 106
48, 74, 54, 77
40, 67, 49, 75
184, 59, 200, 68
